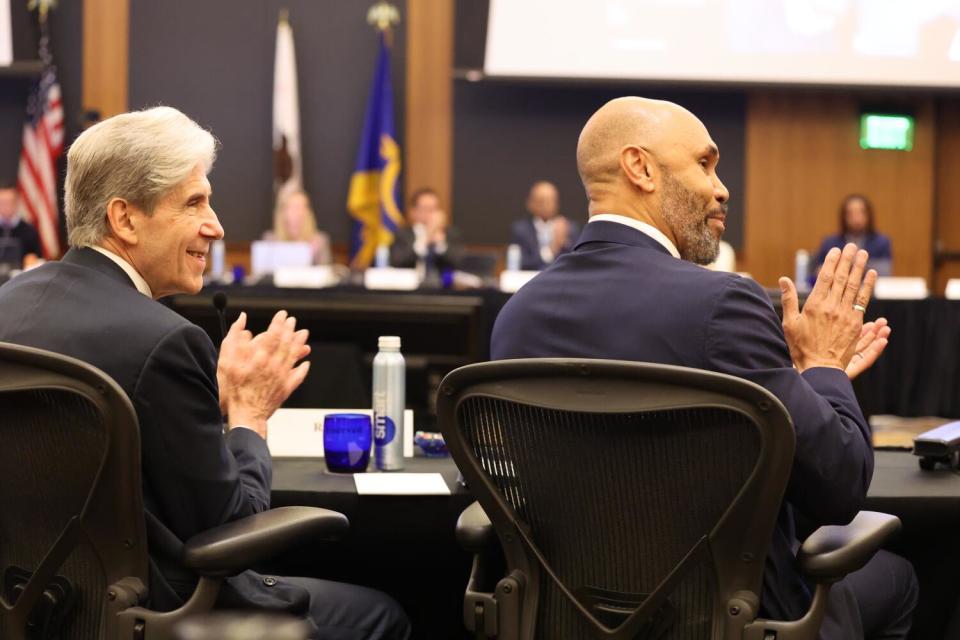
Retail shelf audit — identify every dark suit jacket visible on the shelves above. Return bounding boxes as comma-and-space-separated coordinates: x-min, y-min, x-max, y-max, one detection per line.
389, 225, 465, 272
0, 247, 310, 615
509, 216, 581, 271
491, 220, 874, 623
0, 219, 42, 262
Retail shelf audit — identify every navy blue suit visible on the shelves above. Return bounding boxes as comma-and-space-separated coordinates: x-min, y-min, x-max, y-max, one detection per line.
509, 216, 581, 271
0, 248, 410, 639
492, 220, 916, 637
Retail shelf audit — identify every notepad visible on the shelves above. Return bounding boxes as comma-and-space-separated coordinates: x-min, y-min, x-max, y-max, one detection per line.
354, 473, 451, 495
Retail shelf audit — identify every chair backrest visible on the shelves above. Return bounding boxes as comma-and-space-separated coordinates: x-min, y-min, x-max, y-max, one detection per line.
438, 359, 795, 639
0, 342, 148, 640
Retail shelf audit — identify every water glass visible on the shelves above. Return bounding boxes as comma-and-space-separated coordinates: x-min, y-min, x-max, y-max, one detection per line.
323, 413, 372, 473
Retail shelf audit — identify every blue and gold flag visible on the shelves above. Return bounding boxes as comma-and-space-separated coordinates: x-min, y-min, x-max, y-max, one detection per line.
347, 34, 403, 269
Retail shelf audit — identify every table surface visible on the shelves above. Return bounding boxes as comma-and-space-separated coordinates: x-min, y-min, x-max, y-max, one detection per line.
272, 450, 960, 502
269, 450, 960, 640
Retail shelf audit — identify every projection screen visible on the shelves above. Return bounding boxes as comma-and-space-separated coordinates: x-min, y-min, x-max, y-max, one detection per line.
485, 0, 960, 88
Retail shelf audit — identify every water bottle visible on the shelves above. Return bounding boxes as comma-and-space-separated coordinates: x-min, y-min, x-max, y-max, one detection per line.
506, 244, 522, 271
209, 239, 225, 282
374, 244, 390, 268
373, 336, 405, 470
795, 249, 810, 293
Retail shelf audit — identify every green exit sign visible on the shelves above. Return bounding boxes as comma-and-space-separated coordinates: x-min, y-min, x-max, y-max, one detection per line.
860, 113, 914, 151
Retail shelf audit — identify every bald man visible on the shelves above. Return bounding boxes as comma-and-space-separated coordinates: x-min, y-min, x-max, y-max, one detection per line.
492, 98, 916, 638
509, 180, 580, 270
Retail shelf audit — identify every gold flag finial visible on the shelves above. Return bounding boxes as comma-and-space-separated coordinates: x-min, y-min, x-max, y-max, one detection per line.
367, 1, 399, 33
27, 0, 57, 23
279, 7, 289, 24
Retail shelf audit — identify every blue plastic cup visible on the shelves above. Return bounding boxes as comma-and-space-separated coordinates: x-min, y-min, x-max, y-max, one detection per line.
323, 413, 372, 473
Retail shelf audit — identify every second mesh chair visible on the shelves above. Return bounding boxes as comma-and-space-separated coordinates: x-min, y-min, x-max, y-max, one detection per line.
438, 358, 900, 640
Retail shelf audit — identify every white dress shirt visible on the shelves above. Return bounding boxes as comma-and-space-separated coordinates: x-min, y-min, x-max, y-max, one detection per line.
589, 213, 681, 259
532, 217, 557, 264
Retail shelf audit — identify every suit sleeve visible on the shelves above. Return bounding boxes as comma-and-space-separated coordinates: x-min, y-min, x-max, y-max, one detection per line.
21, 223, 42, 257
389, 227, 418, 269
437, 227, 465, 271
512, 221, 542, 270
704, 275, 873, 526
133, 323, 272, 542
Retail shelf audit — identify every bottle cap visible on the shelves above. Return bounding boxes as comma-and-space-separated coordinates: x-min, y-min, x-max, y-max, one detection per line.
378, 336, 401, 349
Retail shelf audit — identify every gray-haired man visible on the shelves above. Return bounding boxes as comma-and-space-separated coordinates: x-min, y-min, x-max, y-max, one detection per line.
0, 106, 410, 639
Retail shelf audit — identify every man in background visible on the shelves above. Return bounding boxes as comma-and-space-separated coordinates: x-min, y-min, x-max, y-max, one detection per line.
492, 97, 916, 638
0, 106, 410, 639
390, 187, 464, 273
0, 180, 42, 269
509, 180, 580, 270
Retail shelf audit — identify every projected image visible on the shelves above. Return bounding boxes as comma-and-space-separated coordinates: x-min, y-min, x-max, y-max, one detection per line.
485, 0, 960, 88
728, 0, 960, 60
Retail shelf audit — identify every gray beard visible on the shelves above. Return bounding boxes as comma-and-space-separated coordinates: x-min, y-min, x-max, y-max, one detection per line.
660, 174, 720, 266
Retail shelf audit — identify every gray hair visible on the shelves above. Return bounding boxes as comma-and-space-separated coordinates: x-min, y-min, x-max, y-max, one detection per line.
64, 106, 218, 247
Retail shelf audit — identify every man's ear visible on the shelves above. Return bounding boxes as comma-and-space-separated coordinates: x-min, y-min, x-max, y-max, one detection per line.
104, 198, 139, 246
620, 145, 657, 193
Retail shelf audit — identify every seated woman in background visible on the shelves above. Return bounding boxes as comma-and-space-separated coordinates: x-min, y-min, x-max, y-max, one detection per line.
815, 194, 892, 276
264, 189, 332, 265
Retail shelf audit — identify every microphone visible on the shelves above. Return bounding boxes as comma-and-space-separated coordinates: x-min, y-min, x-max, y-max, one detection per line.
212, 291, 228, 341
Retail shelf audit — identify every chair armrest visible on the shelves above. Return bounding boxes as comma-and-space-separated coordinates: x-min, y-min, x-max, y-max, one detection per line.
798, 511, 900, 583
181, 507, 349, 577
456, 501, 497, 552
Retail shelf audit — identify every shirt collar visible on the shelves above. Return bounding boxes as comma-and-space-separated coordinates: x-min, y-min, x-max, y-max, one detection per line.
89, 245, 154, 297
589, 213, 680, 259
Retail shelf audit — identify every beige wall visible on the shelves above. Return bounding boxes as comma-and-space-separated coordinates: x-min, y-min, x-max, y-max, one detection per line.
742, 92, 936, 288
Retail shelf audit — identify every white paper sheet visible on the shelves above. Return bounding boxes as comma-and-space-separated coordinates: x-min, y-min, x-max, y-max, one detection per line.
354, 472, 450, 495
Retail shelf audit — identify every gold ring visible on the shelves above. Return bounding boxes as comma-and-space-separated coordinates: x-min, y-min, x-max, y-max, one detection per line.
853, 304, 867, 313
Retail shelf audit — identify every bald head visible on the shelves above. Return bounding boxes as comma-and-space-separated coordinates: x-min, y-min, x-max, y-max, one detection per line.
574, 96, 730, 265
576, 97, 695, 190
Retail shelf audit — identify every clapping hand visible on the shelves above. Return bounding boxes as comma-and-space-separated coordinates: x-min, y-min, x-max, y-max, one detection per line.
845, 318, 891, 380
779, 243, 885, 374
217, 310, 311, 437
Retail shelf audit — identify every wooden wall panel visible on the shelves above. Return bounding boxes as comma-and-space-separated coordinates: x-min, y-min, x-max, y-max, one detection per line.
742, 92, 935, 287
82, 0, 128, 117
934, 98, 960, 295
405, 0, 453, 213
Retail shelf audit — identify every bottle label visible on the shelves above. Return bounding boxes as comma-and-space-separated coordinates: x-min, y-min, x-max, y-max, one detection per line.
374, 414, 397, 445
373, 390, 397, 445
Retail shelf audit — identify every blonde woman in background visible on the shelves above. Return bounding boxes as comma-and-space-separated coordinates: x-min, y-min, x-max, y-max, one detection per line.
264, 189, 332, 265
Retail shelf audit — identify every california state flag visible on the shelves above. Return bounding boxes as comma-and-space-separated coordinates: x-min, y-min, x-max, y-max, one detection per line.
272, 11, 302, 200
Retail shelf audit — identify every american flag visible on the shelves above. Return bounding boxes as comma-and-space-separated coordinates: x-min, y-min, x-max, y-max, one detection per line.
17, 27, 64, 260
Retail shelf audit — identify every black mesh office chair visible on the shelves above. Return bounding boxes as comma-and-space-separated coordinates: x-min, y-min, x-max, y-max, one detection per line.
438, 359, 900, 639
0, 342, 349, 640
